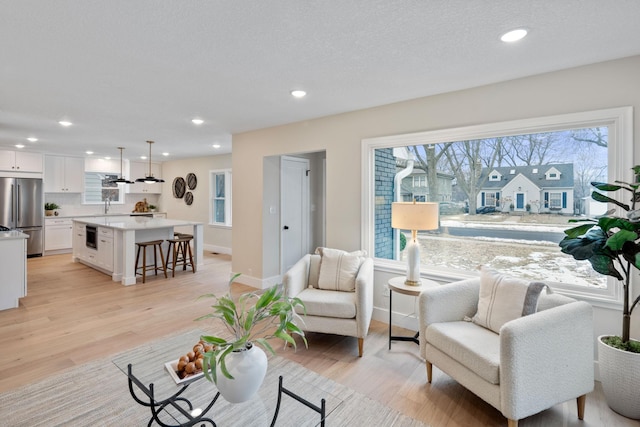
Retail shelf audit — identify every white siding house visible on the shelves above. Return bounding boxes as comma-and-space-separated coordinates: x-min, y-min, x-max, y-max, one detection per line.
476, 164, 575, 214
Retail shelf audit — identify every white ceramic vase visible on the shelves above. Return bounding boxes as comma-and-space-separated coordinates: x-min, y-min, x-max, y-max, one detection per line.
215, 344, 268, 404
598, 335, 640, 419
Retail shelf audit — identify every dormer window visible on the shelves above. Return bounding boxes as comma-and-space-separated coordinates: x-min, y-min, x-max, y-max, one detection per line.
510, 169, 516, 175
532, 168, 538, 173
545, 167, 561, 180
488, 170, 502, 181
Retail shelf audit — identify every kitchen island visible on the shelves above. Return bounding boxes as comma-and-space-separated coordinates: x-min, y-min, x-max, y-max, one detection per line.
72, 217, 203, 285
0, 230, 28, 310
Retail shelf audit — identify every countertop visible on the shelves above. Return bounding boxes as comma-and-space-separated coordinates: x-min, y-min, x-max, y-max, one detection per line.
46, 212, 166, 219
72, 217, 202, 231
0, 231, 29, 240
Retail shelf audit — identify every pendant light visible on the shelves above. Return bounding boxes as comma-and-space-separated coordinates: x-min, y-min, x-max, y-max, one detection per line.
107, 147, 135, 184
135, 140, 165, 183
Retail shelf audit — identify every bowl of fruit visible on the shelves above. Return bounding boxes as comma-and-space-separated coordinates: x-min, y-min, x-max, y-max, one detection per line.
165, 340, 215, 384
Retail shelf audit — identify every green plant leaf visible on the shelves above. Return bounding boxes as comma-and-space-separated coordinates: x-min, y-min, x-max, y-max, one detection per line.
606, 229, 638, 251
200, 335, 227, 345
254, 337, 276, 355
559, 228, 608, 260
621, 241, 640, 270
591, 182, 622, 192
218, 345, 235, 380
563, 223, 596, 238
592, 191, 630, 211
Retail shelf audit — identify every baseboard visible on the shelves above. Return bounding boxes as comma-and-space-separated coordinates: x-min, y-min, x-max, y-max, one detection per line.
203, 244, 231, 255
373, 306, 419, 331
234, 273, 282, 290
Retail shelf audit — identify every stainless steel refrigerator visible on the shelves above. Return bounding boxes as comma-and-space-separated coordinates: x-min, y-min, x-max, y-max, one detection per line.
0, 177, 44, 257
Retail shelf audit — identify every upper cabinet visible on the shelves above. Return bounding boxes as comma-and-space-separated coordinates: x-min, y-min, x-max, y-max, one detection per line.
0, 150, 43, 173
44, 155, 85, 193
126, 161, 163, 194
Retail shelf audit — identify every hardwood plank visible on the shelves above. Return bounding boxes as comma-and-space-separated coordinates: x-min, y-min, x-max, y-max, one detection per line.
0, 253, 637, 426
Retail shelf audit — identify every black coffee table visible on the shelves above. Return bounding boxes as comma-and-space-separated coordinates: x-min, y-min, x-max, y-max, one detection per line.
112, 330, 342, 426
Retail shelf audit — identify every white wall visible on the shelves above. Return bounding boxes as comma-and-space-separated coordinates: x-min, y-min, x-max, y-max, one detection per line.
160, 154, 232, 254
232, 56, 640, 361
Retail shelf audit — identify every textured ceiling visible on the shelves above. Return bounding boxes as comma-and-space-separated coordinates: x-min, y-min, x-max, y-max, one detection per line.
1, 1, 640, 160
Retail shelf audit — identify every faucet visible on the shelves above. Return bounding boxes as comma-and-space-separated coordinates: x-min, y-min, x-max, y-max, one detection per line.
104, 197, 110, 214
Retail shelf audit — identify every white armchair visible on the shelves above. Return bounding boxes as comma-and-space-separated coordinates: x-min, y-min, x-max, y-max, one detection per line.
283, 251, 374, 357
418, 277, 594, 427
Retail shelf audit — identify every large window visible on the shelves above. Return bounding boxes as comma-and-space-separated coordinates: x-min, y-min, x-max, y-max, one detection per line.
362, 107, 633, 306
210, 169, 232, 227
84, 172, 123, 204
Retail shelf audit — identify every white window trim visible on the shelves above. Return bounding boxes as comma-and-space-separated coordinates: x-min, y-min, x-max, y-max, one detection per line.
209, 169, 232, 227
361, 106, 633, 308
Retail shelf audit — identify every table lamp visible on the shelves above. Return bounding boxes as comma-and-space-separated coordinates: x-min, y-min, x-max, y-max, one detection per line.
391, 201, 439, 285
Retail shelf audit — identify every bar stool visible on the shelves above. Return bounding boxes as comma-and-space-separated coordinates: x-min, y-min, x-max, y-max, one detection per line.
135, 240, 167, 283
166, 235, 196, 277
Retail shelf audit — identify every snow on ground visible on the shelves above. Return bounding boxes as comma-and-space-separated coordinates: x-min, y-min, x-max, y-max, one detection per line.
408, 216, 607, 289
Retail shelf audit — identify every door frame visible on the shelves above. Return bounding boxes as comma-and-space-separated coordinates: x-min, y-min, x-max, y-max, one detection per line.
280, 156, 310, 275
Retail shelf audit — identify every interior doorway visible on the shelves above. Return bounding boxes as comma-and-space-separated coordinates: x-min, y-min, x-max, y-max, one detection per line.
280, 156, 310, 274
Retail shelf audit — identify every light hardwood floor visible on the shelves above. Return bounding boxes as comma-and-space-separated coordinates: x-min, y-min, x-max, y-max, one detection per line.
0, 253, 636, 426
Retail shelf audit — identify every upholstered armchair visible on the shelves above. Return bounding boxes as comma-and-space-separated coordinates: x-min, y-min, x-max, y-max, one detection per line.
283, 249, 374, 357
418, 268, 594, 427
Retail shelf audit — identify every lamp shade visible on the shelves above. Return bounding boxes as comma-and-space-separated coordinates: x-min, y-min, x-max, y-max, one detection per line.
391, 202, 439, 231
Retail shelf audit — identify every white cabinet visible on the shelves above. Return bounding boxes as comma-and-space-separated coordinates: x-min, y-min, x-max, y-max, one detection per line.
0, 235, 27, 310
72, 222, 86, 261
73, 224, 114, 273
127, 161, 163, 194
44, 155, 85, 193
0, 150, 43, 173
44, 218, 74, 252
97, 227, 114, 272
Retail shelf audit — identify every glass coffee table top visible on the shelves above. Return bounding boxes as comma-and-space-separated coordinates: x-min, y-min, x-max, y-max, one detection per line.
112, 329, 343, 426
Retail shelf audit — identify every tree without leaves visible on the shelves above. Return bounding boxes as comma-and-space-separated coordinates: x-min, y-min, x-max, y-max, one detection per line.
443, 139, 501, 214
408, 143, 452, 202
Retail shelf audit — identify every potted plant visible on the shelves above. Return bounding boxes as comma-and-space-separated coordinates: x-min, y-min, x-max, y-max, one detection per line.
559, 165, 640, 419
44, 202, 60, 216
148, 204, 157, 212
195, 274, 306, 403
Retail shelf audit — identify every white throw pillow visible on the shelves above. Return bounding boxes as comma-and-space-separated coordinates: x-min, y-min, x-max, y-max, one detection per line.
472, 266, 550, 334
314, 247, 368, 257
317, 248, 363, 292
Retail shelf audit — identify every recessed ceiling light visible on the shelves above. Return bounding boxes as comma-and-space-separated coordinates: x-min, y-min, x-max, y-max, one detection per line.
500, 28, 528, 43
86, 151, 93, 155
140, 156, 147, 160
105, 156, 111, 160
212, 144, 221, 149
162, 152, 169, 156
59, 120, 73, 127
290, 90, 306, 98
27, 137, 38, 142
15, 144, 25, 149
192, 118, 204, 125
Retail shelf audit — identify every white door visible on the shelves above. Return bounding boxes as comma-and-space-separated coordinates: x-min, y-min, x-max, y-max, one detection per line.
281, 156, 310, 274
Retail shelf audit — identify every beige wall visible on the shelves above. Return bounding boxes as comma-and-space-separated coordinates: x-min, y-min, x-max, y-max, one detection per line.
160, 154, 232, 253
232, 55, 640, 352
233, 55, 640, 280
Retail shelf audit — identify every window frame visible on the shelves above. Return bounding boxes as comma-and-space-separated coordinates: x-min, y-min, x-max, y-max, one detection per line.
83, 171, 124, 205
361, 107, 633, 308
209, 169, 232, 228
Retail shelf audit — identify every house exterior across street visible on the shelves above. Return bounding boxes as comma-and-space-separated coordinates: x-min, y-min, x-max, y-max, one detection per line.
477, 163, 575, 214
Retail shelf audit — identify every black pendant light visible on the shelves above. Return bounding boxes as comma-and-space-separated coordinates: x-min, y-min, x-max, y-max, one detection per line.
107, 147, 135, 184
135, 140, 165, 183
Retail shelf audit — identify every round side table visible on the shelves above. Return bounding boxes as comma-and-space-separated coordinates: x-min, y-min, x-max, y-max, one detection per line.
388, 276, 438, 349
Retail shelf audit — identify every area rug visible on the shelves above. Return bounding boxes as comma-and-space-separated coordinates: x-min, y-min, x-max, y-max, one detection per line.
0, 329, 428, 427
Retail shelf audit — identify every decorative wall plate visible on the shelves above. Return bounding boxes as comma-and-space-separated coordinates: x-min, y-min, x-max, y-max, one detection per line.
186, 173, 197, 190
173, 177, 186, 198
184, 191, 194, 206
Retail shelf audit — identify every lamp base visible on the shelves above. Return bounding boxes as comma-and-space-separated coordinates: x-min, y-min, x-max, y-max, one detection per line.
404, 279, 421, 286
